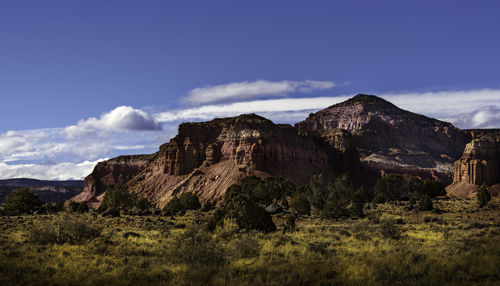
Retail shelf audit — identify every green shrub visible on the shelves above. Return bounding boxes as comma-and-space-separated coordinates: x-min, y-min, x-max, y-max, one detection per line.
98, 184, 136, 212
228, 234, 261, 258
255, 176, 295, 205
373, 193, 385, 204
136, 197, 152, 212
168, 225, 225, 284
29, 214, 101, 244
379, 217, 401, 239
306, 175, 328, 210
224, 187, 276, 232
290, 191, 311, 216
201, 202, 215, 212
207, 184, 276, 232
76, 202, 89, 213
350, 188, 365, 218
101, 207, 120, 217
285, 214, 296, 232
419, 194, 433, 211
374, 174, 421, 201
320, 174, 353, 219
3, 188, 43, 215
43, 202, 64, 213
418, 179, 446, 198
178, 192, 201, 210
163, 196, 183, 215
477, 184, 491, 208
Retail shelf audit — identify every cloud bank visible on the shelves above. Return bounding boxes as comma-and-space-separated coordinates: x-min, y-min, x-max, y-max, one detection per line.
0, 106, 168, 180
0, 159, 107, 181
158, 88, 500, 128
184, 80, 337, 104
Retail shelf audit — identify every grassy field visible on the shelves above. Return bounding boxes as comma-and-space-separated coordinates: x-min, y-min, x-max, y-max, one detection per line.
1, 197, 500, 286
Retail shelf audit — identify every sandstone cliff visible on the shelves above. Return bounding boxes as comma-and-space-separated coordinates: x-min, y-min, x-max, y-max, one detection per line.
296, 94, 471, 182
71, 155, 153, 208
74, 114, 357, 207
447, 133, 500, 198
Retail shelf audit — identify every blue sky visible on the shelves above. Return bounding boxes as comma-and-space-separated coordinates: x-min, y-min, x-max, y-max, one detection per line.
0, 1, 499, 180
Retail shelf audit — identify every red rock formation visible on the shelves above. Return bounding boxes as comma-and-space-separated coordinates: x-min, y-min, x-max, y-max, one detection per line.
453, 135, 500, 185
74, 114, 357, 207
71, 155, 153, 208
296, 94, 471, 182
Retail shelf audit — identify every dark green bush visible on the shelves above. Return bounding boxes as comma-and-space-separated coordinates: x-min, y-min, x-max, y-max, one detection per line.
419, 194, 433, 211
255, 176, 295, 205
379, 217, 401, 239
290, 191, 311, 216
163, 196, 183, 215
374, 174, 421, 201
417, 179, 446, 198
3, 188, 43, 215
43, 202, 64, 213
306, 175, 328, 210
373, 193, 385, 204
224, 188, 276, 232
136, 197, 152, 212
201, 202, 215, 212
178, 192, 201, 210
350, 188, 365, 218
477, 184, 491, 208
76, 202, 89, 213
285, 214, 296, 232
207, 184, 276, 233
101, 207, 120, 217
98, 184, 136, 212
320, 174, 353, 219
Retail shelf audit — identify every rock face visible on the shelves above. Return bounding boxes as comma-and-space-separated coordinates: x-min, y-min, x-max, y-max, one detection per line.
296, 94, 471, 182
74, 114, 357, 207
447, 133, 500, 198
71, 155, 153, 208
452, 134, 500, 185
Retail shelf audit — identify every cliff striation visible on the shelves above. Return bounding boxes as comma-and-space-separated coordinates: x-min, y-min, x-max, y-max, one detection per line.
447, 133, 500, 198
296, 94, 471, 182
74, 114, 357, 207
71, 155, 153, 208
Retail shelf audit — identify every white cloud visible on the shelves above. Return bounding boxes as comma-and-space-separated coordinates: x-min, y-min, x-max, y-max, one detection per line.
0, 159, 107, 180
155, 96, 351, 123
156, 88, 500, 128
61, 106, 162, 139
379, 89, 500, 128
448, 106, 500, 129
184, 80, 337, 104
0, 106, 170, 180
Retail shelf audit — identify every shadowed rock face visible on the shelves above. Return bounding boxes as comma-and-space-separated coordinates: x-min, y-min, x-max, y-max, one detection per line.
74, 114, 358, 207
71, 155, 153, 208
296, 94, 472, 182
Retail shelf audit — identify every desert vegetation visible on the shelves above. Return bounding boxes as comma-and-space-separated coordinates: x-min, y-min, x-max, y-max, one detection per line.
1, 180, 500, 285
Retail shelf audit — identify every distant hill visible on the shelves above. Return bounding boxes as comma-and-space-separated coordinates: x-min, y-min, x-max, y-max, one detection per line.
0, 178, 84, 203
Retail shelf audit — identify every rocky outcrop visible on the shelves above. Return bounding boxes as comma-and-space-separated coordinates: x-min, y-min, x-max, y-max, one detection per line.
71, 155, 153, 208
296, 94, 471, 182
75, 114, 358, 207
452, 134, 500, 185
447, 133, 500, 198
